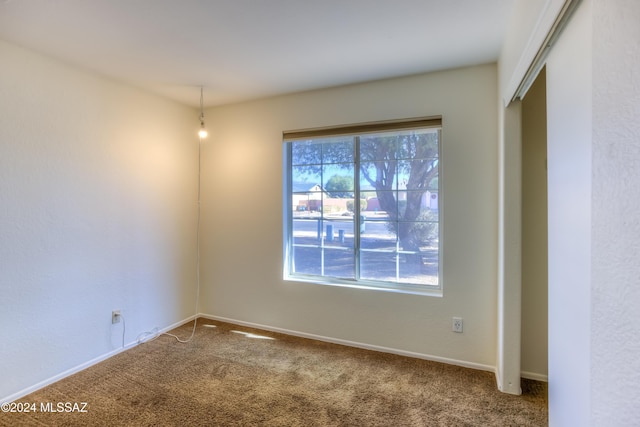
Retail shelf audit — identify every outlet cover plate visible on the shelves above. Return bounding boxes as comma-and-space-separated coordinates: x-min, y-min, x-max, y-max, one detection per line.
452, 317, 463, 333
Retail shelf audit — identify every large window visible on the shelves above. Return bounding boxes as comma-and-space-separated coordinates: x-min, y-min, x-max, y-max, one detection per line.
283, 118, 441, 295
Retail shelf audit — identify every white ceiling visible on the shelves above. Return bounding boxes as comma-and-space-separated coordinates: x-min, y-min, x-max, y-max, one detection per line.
0, 0, 515, 107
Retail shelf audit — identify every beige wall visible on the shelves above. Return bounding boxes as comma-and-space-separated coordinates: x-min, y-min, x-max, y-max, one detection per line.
0, 40, 198, 401
520, 69, 548, 380
200, 64, 500, 369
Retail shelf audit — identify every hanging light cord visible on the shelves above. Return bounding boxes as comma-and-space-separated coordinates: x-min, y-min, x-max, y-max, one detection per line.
162, 135, 201, 343
161, 88, 205, 344
199, 87, 205, 127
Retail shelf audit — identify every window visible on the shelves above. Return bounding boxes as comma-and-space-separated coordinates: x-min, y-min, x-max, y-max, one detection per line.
283, 117, 441, 295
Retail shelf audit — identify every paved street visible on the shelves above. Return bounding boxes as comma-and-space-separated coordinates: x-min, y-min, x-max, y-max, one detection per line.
292, 213, 394, 240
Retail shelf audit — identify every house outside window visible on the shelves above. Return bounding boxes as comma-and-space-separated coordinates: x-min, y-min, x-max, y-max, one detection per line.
283, 117, 441, 295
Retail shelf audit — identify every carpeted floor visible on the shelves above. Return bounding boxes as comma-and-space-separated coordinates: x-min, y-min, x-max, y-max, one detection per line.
1, 319, 547, 426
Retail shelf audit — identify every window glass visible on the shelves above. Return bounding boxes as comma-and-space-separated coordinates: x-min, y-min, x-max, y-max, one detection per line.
284, 122, 441, 294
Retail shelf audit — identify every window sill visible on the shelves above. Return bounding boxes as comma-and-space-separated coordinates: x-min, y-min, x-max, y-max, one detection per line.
284, 274, 443, 297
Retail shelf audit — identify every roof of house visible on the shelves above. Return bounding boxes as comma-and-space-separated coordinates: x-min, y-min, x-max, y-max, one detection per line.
292, 182, 323, 193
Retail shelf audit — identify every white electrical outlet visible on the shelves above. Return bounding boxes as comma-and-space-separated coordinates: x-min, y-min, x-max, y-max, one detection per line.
112, 310, 121, 324
452, 317, 463, 333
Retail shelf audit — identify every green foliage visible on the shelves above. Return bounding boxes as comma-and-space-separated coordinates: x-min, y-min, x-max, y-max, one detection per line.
325, 175, 354, 198
410, 210, 439, 244
387, 209, 439, 247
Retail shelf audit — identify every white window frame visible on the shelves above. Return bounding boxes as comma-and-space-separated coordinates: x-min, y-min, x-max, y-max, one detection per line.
282, 117, 442, 296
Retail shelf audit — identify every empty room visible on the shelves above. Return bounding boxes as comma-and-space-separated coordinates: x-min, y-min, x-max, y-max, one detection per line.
1, 1, 638, 426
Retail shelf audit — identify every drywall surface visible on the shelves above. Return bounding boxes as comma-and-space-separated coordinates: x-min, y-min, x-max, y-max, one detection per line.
0, 40, 198, 401
591, 0, 640, 424
520, 69, 548, 380
545, 1, 592, 424
201, 64, 500, 368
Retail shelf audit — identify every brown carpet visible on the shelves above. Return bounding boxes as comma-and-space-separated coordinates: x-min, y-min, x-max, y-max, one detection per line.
1, 319, 547, 426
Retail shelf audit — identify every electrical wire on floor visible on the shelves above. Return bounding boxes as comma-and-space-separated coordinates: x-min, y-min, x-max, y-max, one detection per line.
120, 314, 126, 348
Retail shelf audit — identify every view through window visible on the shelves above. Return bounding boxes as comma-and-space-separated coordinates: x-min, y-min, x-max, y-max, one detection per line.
284, 118, 441, 294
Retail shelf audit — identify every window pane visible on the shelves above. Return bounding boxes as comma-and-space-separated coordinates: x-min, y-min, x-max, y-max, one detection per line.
396, 190, 434, 218
398, 222, 439, 286
323, 164, 354, 199
398, 253, 437, 285
360, 217, 397, 281
421, 227, 440, 284
321, 218, 355, 245
360, 134, 399, 161
291, 191, 323, 213
292, 140, 322, 166
360, 220, 396, 249
360, 249, 397, 282
322, 138, 354, 164
292, 166, 321, 186
361, 190, 399, 220
323, 247, 355, 280
359, 190, 379, 214
291, 246, 321, 276
398, 129, 439, 160
292, 217, 321, 243
360, 162, 399, 191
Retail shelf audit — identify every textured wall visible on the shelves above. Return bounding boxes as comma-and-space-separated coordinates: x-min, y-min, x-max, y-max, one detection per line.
0, 40, 198, 401
591, 0, 640, 424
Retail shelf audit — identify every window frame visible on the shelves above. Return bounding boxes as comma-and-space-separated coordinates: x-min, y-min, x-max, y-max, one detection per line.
283, 117, 442, 296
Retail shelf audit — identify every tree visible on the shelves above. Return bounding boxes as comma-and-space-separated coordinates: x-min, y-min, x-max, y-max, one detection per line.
359, 132, 439, 259
291, 131, 439, 263
325, 175, 353, 198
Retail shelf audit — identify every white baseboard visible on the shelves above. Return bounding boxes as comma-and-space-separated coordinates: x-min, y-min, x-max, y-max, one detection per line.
521, 370, 548, 382
200, 314, 497, 375
1, 315, 197, 405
